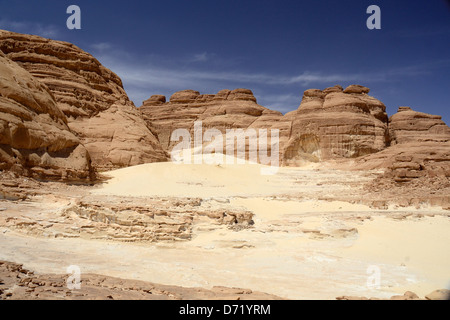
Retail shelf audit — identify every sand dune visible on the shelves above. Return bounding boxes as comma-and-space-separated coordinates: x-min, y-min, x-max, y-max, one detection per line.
97, 154, 311, 196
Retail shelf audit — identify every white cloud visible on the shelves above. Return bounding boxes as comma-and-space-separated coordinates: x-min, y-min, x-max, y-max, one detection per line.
89, 44, 445, 112
0, 19, 60, 38
90, 42, 113, 52
192, 52, 209, 62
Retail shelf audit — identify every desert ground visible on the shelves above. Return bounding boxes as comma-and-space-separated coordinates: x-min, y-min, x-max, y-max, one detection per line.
1, 156, 449, 300
0, 30, 449, 301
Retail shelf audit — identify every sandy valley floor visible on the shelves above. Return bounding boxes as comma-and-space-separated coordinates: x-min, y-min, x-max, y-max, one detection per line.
0, 159, 449, 299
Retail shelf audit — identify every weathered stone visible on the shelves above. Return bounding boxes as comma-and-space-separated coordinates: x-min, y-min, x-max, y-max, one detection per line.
425, 289, 450, 300
0, 50, 93, 181
389, 106, 450, 145
343, 85, 370, 94
140, 88, 281, 162
282, 86, 389, 165
0, 30, 167, 171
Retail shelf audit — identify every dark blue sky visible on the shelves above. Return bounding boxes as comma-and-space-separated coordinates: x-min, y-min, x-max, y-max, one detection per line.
1, 0, 449, 123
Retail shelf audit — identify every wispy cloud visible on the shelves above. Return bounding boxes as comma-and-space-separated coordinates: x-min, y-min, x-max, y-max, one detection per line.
0, 19, 60, 38
89, 43, 449, 113
191, 52, 209, 62
90, 42, 113, 52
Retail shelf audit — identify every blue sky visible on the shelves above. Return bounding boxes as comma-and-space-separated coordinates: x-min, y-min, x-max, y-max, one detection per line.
1, 0, 449, 124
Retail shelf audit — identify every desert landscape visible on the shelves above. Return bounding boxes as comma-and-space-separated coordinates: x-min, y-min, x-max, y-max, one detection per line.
0, 29, 449, 301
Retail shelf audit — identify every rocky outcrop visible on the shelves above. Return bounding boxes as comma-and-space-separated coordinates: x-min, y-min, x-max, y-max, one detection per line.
0, 30, 167, 171
140, 88, 283, 162
141, 84, 390, 167
141, 83, 450, 185
282, 85, 389, 165
141, 85, 450, 175
343, 84, 370, 94
337, 289, 450, 300
357, 106, 450, 184
0, 51, 93, 181
389, 106, 450, 144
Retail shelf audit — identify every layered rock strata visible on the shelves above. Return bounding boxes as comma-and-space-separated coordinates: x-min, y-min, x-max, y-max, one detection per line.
282, 85, 389, 165
0, 30, 167, 171
0, 51, 93, 181
141, 85, 391, 166
141, 89, 283, 162
358, 106, 450, 185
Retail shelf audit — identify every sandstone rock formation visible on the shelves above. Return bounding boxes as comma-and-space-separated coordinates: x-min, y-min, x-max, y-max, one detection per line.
142, 85, 449, 188
0, 51, 93, 181
353, 106, 450, 208
142, 85, 391, 167
0, 170, 255, 242
357, 106, 450, 184
1, 28, 448, 193
140, 88, 283, 162
389, 106, 450, 145
0, 30, 167, 171
282, 85, 389, 165
0, 261, 280, 300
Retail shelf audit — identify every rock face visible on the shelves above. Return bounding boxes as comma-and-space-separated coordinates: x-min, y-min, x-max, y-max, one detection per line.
281, 85, 389, 165
140, 88, 283, 162
389, 106, 450, 144
357, 106, 450, 185
0, 30, 167, 171
1, 28, 448, 189
141, 85, 450, 175
141, 85, 393, 167
0, 51, 93, 181
388, 107, 450, 183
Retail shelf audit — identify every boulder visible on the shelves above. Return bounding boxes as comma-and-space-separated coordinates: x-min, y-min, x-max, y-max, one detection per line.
343, 84, 370, 94
323, 85, 343, 95
425, 289, 450, 300
170, 90, 201, 104
142, 95, 166, 106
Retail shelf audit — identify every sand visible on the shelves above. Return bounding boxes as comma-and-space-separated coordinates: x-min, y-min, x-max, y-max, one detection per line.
1, 158, 449, 299
94, 160, 306, 198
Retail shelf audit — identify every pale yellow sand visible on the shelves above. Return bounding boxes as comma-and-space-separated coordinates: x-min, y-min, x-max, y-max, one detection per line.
1, 159, 448, 299
94, 158, 320, 198
339, 215, 450, 295
2, 205, 448, 299
83, 161, 450, 298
